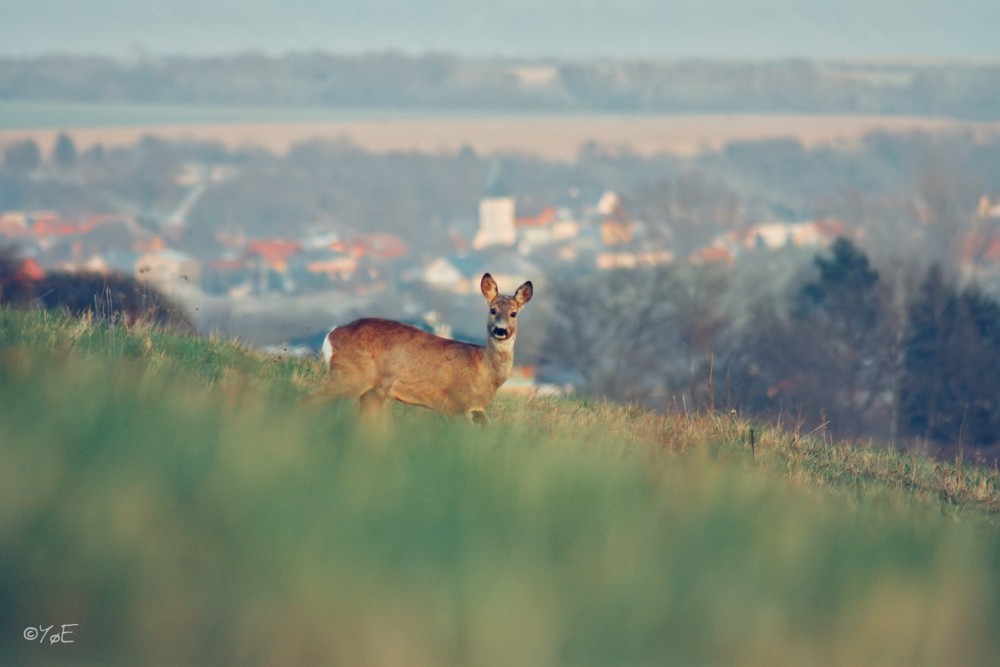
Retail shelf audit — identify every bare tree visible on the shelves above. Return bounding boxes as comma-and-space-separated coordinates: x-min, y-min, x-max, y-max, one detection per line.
538, 267, 729, 409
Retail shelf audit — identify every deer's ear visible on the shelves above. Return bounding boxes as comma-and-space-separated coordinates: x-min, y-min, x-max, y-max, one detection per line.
481, 273, 499, 301
514, 281, 533, 306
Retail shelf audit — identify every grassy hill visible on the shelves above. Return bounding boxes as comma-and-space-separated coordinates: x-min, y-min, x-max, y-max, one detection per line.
2, 307, 999, 665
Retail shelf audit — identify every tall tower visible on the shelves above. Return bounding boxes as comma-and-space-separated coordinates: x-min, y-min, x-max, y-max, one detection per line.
474, 197, 516, 249
473, 159, 516, 250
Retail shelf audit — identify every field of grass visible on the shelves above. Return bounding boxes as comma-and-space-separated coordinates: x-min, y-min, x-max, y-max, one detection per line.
2, 307, 1000, 665
4, 107, 998, 159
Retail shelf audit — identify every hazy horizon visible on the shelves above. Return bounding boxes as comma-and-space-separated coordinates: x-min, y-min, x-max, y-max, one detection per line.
3, 0, 999, 61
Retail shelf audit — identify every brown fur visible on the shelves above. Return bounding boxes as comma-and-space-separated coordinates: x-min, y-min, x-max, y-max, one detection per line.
321, 273, 532, 424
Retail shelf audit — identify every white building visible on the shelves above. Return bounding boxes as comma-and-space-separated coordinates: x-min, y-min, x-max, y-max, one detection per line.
473, 197, 516, 250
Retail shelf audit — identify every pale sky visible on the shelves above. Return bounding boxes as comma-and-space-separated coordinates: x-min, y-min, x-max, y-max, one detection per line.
2, 0, 998, 60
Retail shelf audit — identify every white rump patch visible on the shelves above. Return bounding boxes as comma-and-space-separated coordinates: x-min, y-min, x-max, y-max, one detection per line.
321, 327, 336, 368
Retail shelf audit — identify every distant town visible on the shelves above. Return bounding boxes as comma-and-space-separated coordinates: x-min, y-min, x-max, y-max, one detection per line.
1, 163, 858, 327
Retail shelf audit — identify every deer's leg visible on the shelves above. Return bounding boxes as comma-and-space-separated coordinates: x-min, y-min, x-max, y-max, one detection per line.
304, 377, 354, 406
358, 387, 387, 419
312, 354, 378, 405
303, 379, 361, 407
469, 410, 490, 426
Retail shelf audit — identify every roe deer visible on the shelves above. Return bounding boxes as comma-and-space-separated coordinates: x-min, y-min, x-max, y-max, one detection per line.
320, 273, 533, 424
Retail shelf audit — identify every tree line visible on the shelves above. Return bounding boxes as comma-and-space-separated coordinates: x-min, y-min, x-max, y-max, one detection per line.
540, 239, 1000, 451
3, 54, 1000, 118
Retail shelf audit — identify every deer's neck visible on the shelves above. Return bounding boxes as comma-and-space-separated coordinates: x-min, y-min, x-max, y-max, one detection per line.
484, 335, 516, 381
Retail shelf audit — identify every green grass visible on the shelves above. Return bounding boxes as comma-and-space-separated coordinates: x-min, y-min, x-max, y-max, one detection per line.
2, 307, 1000, 665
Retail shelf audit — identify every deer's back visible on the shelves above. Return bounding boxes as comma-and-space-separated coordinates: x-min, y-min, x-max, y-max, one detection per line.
326, 317, 483, 375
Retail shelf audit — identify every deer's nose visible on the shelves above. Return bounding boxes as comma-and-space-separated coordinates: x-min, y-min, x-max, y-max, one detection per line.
492, 326, 509, 338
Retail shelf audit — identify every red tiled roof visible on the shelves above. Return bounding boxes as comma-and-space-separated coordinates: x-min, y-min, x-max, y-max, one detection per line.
332, 233, 408, 260
516, 206, 556, 227
985, 239, 1000, 263
246, 240, 302, 267
962, 233, 1000, 264
813, 219, 846, 237
689, 246, 734, 265
14, 258, 45, 282
0, 220, 29, 237
33, 219, 80, 236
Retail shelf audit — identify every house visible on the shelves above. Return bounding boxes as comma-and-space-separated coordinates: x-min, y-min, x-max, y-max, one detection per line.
689, 246, 735, 266
0, 256, 44, 307
707, 220, 847, 257
601, 219, 635, 247
303, 250, 360, 285
421, 253, 538, 296
741, 220, 846, 250
13, 257, 45, 282
422, 256, 480, 293
516, 206, 557, 228
0, 212, 30, 238
516, 206, 581, 255
964, 196, 1000, 274
30, 212, 79, 248
596, 249, 674, 271
17, 210, 155, 275
596, 191, 621, 216
332, 233, 409, 261
597, 192, 636, 247
246, 240, 302, 272
31, 211, 76, 237
962, 235, 1000, 263
245, 240, 303, 293
977, 195, 1000, 220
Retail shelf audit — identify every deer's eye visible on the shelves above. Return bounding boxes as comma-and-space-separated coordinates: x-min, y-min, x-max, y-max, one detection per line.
510, 312, 517, 318
490, 308, 497, 315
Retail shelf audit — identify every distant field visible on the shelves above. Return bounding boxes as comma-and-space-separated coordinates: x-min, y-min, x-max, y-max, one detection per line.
3, 103, 1000, 158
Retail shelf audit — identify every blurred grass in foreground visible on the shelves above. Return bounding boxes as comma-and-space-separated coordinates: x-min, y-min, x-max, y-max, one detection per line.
1, 308, 1000, 665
